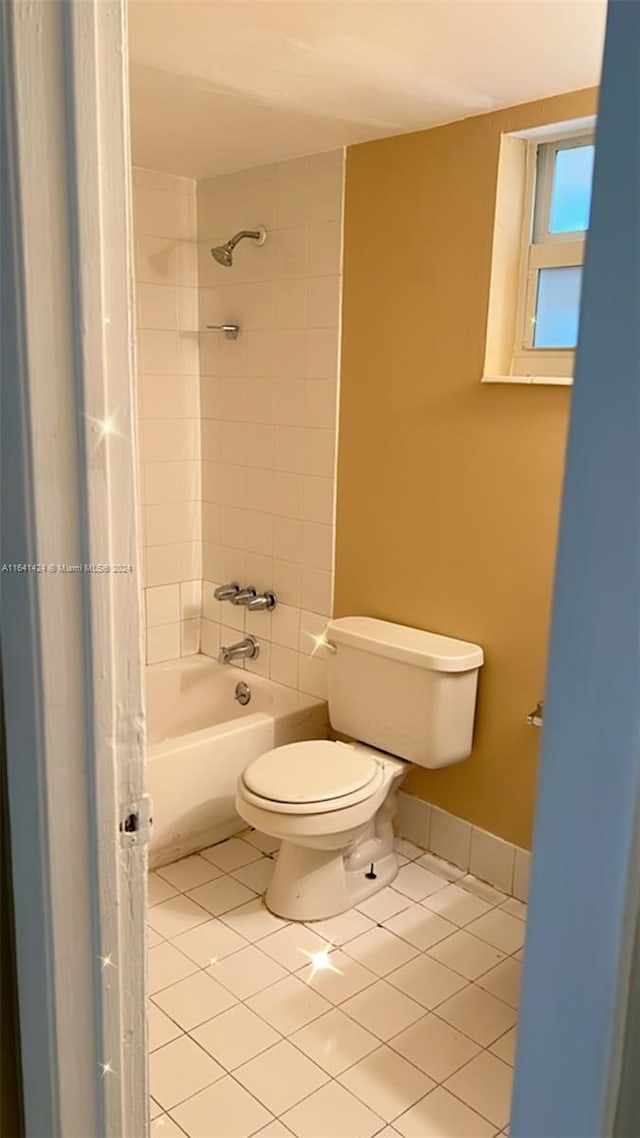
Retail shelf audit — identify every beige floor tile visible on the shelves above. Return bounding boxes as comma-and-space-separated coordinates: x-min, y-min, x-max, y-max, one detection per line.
148, 926, 164, 948
466, 910, 526, 955
152, 971, 237, 1031
242, 828, 281, 855
149, 1097, 162, 1120
209, 944, 288, 999
393, 838, 425, 860
490, 1026, 518, 1065
343, 926, 419, 977
220, 898, 289, 942
459, 876, 507, 906
387, 954, 467, 1009
339, 1045, 434, 1123
192, 1002, 281, 1070
477, 958, 523, 1010
150, 1114, 187, 1135
149, 1035, 224, 1110
282, 1080, 383, 1138
247, 973, 332, 1035
170, 1074, 272, 1138
341, 980, 425, 1041
444, 1050, 513, 1129
187, 876, 257, 917
296, 948, 377, 1004
201, 837, 263, 872
252, 1122, 294, 1138
422, 885, 492, 927
383, 905, 458, 952
436, 985, 518, 1047
156, 855, 224, 892
172, 918, 247, 968
356, 887, 413, 923
394, 1086, 496, 1137
415, 853, 466, 882
231, 857, 275, 893
394, 864, 450, 902
304, 908, 376, 946
149, 873, 180, 907
290, 1008, 379, 1076
427, 929, 506, 981
148, 942, 198, 995
147, 895, 212, 941
234, 1039, 328, 1116
498, 898, 527, 921
389, 1012, 481, 1083
148, 1001, 183, 1051
259, 923, 329, 972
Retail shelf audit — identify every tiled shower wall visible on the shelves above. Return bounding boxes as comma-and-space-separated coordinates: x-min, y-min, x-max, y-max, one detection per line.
197, 151, 345, 698
133, 168, 202, 663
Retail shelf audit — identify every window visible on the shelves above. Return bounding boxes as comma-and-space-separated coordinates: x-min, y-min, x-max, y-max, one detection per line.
512, 132, 595, 379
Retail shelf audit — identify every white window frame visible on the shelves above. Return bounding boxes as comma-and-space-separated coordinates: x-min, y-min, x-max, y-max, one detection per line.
512, 130, 594, 380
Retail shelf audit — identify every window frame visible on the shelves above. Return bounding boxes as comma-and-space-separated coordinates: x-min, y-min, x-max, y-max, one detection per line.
512, 130, 594, 379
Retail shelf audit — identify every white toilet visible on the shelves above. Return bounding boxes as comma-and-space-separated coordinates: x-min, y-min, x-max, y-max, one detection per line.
236, 617, 483, 921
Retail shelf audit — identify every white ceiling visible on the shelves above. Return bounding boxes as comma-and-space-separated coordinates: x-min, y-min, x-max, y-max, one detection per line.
128, 0, 606, 179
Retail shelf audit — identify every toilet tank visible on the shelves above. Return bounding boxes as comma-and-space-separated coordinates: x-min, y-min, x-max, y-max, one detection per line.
326, 617, 483, 768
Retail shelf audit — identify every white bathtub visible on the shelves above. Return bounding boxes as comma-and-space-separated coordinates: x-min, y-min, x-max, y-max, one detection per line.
146, 654, 329, 868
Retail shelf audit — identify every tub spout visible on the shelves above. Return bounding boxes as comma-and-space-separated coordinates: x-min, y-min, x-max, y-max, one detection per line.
218, 635, 259, 665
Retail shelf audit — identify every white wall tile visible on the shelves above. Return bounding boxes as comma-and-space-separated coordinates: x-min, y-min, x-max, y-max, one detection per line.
147, 623, 181, 665
301, 568, 332, 616
270, 645, 299, 689
146, 584, 181, 627
134, 168, 201, 664
181, 619, 201, 656
470, 828, 516, 894
395, 791, 431, 851
271, 604, 300, 649
513, 848, 532, 902
298, 655, 328, 700
308, 221, 342, 276
196, 152, 344, 689
430, 807, 473, 871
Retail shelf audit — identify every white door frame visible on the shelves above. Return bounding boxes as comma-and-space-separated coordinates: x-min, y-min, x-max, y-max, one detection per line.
1, 2, 147, 1135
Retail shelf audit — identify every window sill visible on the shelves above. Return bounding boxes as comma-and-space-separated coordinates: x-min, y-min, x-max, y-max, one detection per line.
481, 374, 573, 387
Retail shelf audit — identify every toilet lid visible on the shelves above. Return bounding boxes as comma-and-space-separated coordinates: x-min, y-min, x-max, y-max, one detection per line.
242, 740, 379, 804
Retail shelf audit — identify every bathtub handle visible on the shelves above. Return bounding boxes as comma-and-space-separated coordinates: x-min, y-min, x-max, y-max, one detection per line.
214, 582, 240, 602
245, 591, 277, 611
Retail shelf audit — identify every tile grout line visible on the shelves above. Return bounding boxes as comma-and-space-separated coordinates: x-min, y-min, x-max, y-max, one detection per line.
149, 833, 522, 1135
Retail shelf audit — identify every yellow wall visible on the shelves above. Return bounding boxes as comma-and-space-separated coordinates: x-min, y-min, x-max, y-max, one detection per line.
335, 88, 597, 850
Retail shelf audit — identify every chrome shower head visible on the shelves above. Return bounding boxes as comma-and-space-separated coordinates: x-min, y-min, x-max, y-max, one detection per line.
210, 227, 266, 268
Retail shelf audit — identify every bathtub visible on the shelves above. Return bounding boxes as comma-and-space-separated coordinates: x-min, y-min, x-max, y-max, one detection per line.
146, 654, 329, 868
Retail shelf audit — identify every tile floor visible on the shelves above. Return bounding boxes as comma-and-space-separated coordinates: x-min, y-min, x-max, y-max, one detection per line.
148, 832, 525, 1138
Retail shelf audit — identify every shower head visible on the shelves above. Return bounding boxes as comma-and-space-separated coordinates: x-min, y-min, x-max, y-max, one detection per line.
210, 227, 266, 267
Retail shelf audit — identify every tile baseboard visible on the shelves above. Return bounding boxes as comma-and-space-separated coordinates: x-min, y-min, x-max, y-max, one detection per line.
395, 791, 531, 902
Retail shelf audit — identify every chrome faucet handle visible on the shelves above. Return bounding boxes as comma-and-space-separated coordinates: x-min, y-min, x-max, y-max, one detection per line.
231, 587, 257, 606
214, 582, 240, 601
245, 591, 277, 611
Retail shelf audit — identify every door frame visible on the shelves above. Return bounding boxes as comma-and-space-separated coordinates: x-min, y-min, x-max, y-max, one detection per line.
511, 1, 640, 1135
1, 2, 147, 1135
3, 0, 640, 1136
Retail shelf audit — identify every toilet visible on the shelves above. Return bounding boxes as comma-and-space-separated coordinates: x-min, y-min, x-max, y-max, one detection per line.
236, 617, 483, 921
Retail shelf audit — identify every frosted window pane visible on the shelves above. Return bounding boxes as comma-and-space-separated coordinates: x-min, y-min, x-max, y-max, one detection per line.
534, 266, 582, 348
550, 145, 594, 233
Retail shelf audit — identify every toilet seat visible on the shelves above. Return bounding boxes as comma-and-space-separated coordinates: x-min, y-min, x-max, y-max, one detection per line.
239, 740, 385, 815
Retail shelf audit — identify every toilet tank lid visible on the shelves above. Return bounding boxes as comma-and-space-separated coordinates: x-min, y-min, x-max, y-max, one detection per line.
327, 617, 484, 673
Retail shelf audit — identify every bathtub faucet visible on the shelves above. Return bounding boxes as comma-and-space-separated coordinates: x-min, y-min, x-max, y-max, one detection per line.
218, 634, 260, 665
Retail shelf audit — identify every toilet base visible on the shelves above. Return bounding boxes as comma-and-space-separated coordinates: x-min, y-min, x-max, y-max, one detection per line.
265, 840, 399, 922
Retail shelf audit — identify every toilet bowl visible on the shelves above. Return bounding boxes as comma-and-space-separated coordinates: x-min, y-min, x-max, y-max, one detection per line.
236, 617, 484, 922
236, 740, 407, 920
